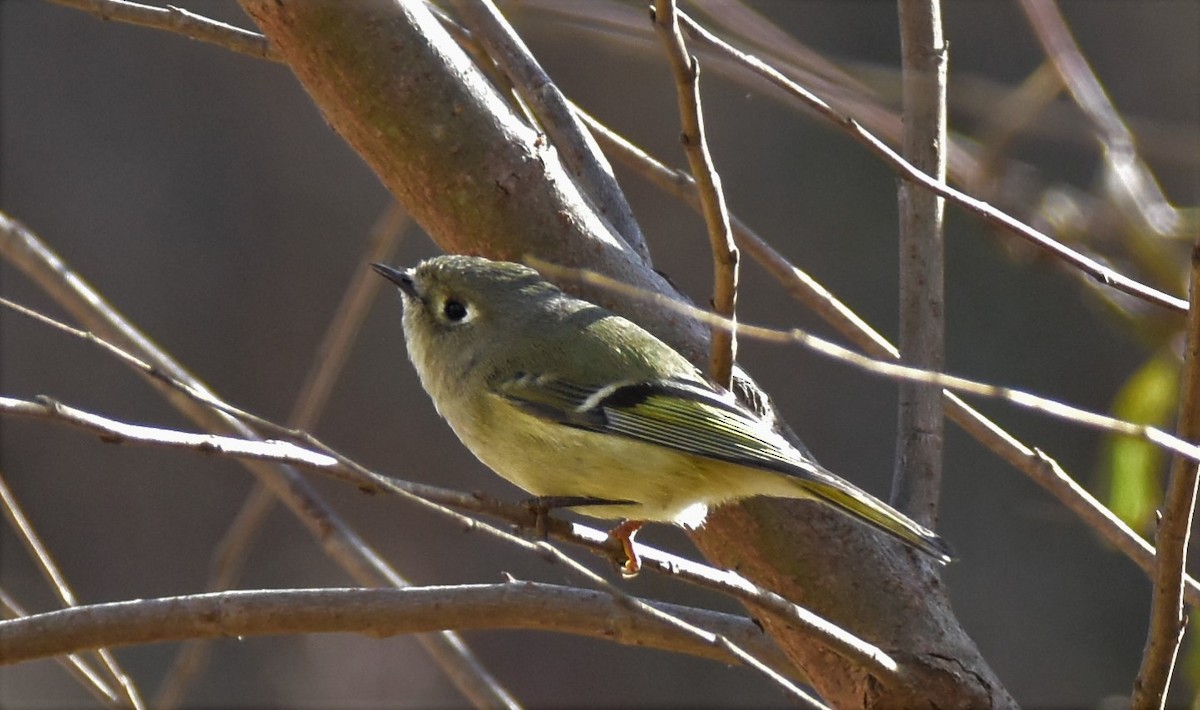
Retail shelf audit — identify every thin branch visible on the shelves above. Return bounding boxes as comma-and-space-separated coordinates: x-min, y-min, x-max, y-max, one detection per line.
0, 470, 145, 709
572, 109, 1200, 606
155, 201, 410, 710
529, 259, 1200, 469
892, 0, 948, 526
1, 397, 340, 467
675, 10, 1188, 315
0, 212, 519, 710
1132, 239, 1200, 707
576, 108, 899, 359
0, 584, 798, 679
450, 0, 649, 262
651, 0, 738, 388
47, 0, 280, 61
1018, 0, 1184, 238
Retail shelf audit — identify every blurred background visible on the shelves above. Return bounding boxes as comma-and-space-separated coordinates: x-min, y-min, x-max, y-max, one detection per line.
2, 0, 1197, 706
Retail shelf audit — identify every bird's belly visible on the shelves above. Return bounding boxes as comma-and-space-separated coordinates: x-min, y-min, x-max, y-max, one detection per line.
450, 405, 725, 525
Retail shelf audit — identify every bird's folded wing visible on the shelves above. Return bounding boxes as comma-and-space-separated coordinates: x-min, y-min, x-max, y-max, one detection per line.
493, 374, 816, 477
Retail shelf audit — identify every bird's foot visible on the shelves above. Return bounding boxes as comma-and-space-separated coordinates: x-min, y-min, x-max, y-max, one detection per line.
605, 519, 646, 578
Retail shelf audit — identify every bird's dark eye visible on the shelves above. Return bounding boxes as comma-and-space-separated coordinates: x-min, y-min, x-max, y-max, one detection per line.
443, 299, 468, 322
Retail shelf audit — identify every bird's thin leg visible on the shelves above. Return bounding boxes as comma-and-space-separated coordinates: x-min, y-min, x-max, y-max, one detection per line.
606, 519, 646, 577
520, 496, 635, 540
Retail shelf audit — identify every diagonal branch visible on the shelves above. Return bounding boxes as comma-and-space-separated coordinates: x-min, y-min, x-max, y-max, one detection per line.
47, 0, 279, 60
0, 477, 143, 709
0, 588, 123, 707
1019, 0, 1185, 238
450, 0, 649, 261
677, 11, 1187, 315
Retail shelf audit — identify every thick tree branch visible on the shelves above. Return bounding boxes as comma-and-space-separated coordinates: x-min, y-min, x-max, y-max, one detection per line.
449, 0, 649, 262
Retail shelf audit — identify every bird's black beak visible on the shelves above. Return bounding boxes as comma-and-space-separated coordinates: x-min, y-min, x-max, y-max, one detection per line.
371, 263, 419, 300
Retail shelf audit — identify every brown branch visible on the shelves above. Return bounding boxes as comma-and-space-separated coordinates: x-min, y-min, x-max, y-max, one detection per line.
47, 0, 280, 61
449, 0, 649, 262
237, 0, 707, 365
1132, 239, 1200, 707
676, 11, 1188, 315
650, 0, 738, 388
0, 584, 798, 679
892, 0, 948, 526
1018, 0, 1185, 238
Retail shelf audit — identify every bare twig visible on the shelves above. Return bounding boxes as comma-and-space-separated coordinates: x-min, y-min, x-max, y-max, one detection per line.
651, 0, 738, 387
576, 109, 898, 359
574, 112, 1200, 605
892, 0, 948, 526
528, 260, 1200, 469
1, 396, 339, 467
0, 212, 519, 710
1019, 0, 1184, 238
1132, 239, 1200, 708
0, 588, 123, 707
676, 11, 1188, 315
450, 0, 648, 261
0, 470, 145, 709
47, 0, 280, 61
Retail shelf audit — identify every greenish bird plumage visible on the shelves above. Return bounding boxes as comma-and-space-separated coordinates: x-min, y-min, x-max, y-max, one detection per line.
374, 255, 954, 566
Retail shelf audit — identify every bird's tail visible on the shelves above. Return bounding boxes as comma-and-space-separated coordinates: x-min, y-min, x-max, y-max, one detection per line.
765, 466, 955, 565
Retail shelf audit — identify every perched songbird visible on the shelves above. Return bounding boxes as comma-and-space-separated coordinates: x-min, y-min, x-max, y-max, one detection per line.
374, 255, 953, 574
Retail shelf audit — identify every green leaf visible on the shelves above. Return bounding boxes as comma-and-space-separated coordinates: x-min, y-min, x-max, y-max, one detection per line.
1100, 352, 1180, 533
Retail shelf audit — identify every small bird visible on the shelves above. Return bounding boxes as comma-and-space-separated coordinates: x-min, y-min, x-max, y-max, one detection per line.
374, 255, 953, 574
